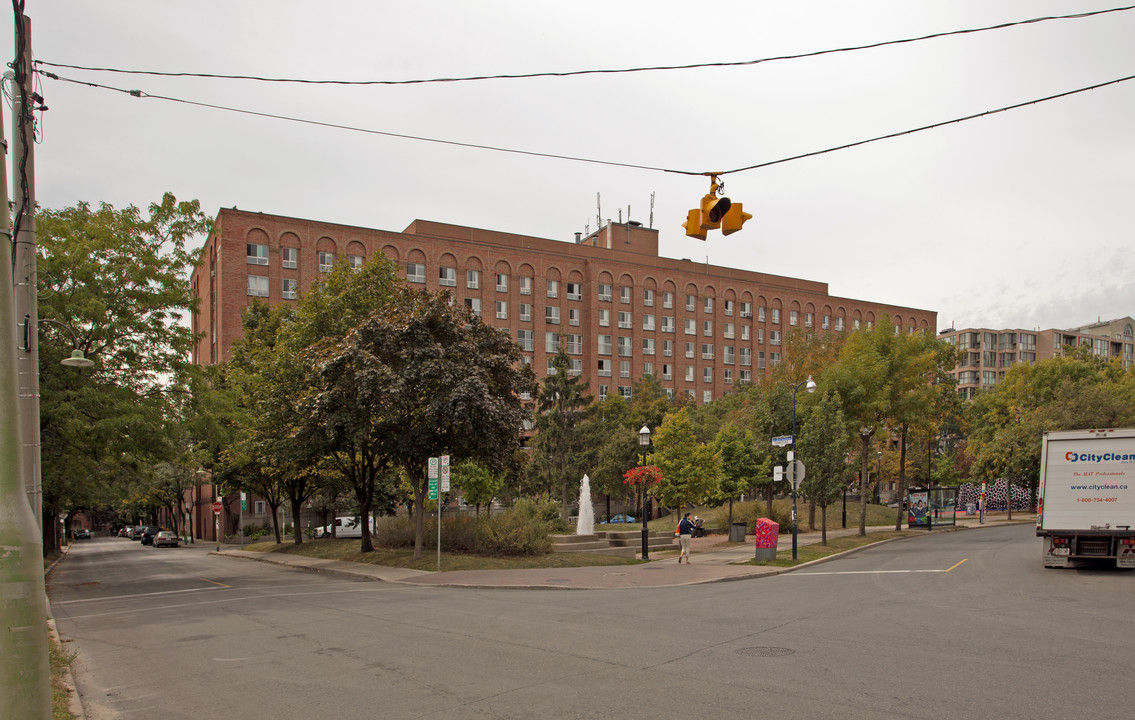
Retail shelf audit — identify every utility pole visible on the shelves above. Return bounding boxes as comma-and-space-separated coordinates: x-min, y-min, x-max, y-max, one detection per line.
0, 11, 52, 711
11, 12, 41, 533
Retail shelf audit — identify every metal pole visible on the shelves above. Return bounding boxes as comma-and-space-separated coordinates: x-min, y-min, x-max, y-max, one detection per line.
0, 84, 52, 717
11, 15, 41, 532
640, 446, 649, 560
791, 388, 798, 562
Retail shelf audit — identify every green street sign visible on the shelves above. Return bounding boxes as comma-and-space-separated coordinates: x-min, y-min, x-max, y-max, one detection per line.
429, 478, 439, 500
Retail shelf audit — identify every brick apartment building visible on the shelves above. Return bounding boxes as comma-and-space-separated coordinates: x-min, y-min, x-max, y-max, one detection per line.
938, 317, 1135, 399
191, 208, 937, 404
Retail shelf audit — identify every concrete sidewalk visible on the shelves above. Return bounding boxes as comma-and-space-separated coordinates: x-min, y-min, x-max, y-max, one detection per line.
213, 513, 1035, 590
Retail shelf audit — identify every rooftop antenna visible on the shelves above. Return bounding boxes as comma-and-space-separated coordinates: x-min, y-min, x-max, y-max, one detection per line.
618, 208, 622, 223
649, 192, 655, 229
596, 192, 601, 229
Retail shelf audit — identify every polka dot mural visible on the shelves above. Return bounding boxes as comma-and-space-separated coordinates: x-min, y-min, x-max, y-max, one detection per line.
956, 479, 1031, 512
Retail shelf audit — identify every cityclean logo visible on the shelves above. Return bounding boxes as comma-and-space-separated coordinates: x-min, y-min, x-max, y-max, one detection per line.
1065, 451, 1135, 463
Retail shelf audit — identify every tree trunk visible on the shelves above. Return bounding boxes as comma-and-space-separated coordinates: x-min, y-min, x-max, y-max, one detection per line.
821, 505, 828, 545
859, 435, 871, 536
765, 484, 774, 519
268, 501, 282, 544
808, 498, 816, 531
894, 425, 908, 531
290, 497, 304, 545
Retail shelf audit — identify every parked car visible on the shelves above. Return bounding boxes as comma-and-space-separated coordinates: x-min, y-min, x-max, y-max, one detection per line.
131, 525, 149, 540
139, 526, 161, 545
73, 528, 91, 540
152, 530, 180, 548
599, 514, 635, 524
314, 516, 374, 538
117, 527, 128, 538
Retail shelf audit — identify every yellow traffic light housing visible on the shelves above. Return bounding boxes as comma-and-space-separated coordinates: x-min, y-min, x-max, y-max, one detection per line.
720, 203, 752, 236
682, 174, 751, 240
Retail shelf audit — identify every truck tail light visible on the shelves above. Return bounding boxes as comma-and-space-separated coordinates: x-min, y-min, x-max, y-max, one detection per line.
1052, 537, 1070, 548
1121, 538, 1135, 546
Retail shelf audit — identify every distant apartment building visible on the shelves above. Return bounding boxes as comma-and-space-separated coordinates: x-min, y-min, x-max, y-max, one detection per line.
190, 208, 937, 403
939, 317, 1135, 398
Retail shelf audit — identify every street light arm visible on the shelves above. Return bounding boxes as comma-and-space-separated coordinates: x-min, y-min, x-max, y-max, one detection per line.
25, 315, 94, 367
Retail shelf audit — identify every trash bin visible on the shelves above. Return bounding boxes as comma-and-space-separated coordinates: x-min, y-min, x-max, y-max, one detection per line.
729, 522, 747, 543
754, 518, 779, 562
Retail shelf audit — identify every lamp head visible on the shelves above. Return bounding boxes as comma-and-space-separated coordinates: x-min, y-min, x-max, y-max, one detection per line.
60, 349, 94, 368
805, 375, 816, 393
639, 424, 651, 447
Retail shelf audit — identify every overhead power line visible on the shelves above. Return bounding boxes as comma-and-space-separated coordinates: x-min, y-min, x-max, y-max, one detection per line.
40, 69, 1135, 178
33, 5, 1135, 87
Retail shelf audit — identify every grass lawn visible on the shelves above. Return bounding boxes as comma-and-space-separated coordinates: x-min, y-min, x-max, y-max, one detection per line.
243, 538, 642, 572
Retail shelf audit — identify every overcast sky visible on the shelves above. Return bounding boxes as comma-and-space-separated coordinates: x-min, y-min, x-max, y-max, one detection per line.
5, 1, 1133, 333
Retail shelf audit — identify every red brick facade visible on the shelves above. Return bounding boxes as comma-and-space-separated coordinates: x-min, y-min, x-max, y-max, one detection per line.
191, 209, 936, 403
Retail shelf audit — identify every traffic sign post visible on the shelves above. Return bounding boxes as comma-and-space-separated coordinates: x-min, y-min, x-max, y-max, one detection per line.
772, 435, 793, 448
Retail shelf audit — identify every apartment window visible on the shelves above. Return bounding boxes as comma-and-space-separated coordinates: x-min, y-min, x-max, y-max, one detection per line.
517, 329, 534, 351
599, 309, 610, 327
348, 254, 364, 270
618, 336, 633, 357
739, 369, 751, 384
685, 389, 696, 400
723, 368, 733, 384
703, 390, 712, 404
740, 347, 752, 366
246, 243, 269, 265
805, 312, 813, 328
758, 307, 767, 322
407, 262, 426, 283
703, 320, 713, 337
685, 342, 695, 359
519, 277, 532, 295
599, 385, 609, 400
685, 366, 695, 382
741, 302, 752, 318
757, 351, 765, 369
520, 303, 532, 322
439, 266, 457, 287
723, 346, 734, 365
701, 343, 714, 360
704, 297, 713, 314
643, 314, 656, 331
281, 247, 297, 269
620, 360, 631, 378
643, 361, 653, 377
822, 314, 830, 330
662, 364, 672, 380
566, 334, 583, 355
723, 323, 734, 339
568, 308, 580, 326
770, 352, 781, 367
685, 319, 696, 335
466, 269, 480, 289
835, 317, 845, 332
282, 278, 297, 300
644, 289, 654, 307
770, 330, 782, 346
662, 316, 674, 333
567, 282, 582, 301
495, 273, 508, 292
771, 309, 780, 324
545, 306, 561, 324
254, 501, 266, 515
663, 291, 674, 309
619, 386, 633, 399
789, 311, 798, 326
741, 325, 750, 341
545, 332, 560, 353
643, 338, 656, 355
547, 279, 559, 299
569, 358, 582, 376
853, 319, 861, 330
686, 294, 696, 311
598, 283, 612, 302
620, 286, 632, 304
663, 340, 673, 357
598, 334, 612, 355
247, 275, 269, 297
319, 252, 335, 273
598, 359, 612, 377
464, 298, 482, 317
618, 312, 633, 329
495, 301, 508, 320
724, 299, 734, 317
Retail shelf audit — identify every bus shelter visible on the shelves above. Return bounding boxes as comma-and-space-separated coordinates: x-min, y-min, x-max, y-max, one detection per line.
908, 486, 958, 530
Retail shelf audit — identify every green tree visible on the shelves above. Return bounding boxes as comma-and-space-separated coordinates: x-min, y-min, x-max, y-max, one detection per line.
583, 394, 639, 522
453, 459, 503, 516
36, 193, 210, 551
710, 424, 766, 526
304, 286, 534, 559
529, 347, 594, 518
653, 407, 723, 513
797, 392, 851, 544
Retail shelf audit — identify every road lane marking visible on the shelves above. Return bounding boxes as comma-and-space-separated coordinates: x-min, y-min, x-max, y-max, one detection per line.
791, 569, 949, 576
201, 578, 231, 587
945, 558, 968, 572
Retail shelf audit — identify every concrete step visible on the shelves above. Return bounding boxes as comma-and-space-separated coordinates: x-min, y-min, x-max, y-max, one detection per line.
551, 545, 638, 559
551, 540, 612, 552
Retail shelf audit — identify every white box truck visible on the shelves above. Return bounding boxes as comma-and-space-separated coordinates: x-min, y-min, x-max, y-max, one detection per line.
1037, 428, 1135, 568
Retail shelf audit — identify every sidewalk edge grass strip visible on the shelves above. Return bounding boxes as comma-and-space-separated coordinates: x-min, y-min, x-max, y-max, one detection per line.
737, 526, 968, 568
240, 539, 642, 572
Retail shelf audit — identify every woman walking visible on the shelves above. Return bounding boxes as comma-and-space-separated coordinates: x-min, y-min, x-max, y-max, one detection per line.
677, 512, 695, 564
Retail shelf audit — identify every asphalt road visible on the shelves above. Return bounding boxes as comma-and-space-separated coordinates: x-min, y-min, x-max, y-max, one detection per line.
50, 527, 1134, 719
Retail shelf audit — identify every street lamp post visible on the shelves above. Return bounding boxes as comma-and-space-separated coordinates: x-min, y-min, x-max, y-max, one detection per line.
639, 424, 651, 560
790, 375, 816, 561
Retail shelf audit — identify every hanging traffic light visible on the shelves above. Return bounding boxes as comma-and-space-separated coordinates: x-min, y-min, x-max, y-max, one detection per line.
682, 174, 751, 239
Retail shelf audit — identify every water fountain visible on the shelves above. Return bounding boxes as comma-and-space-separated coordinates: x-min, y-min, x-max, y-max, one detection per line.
575, 474, 595, 536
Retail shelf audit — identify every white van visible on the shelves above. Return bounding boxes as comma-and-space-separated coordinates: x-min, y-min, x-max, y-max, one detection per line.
314, 516, 374, 539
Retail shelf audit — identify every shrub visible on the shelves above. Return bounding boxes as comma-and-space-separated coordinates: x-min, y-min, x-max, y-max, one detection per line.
472, 499, 555, 556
